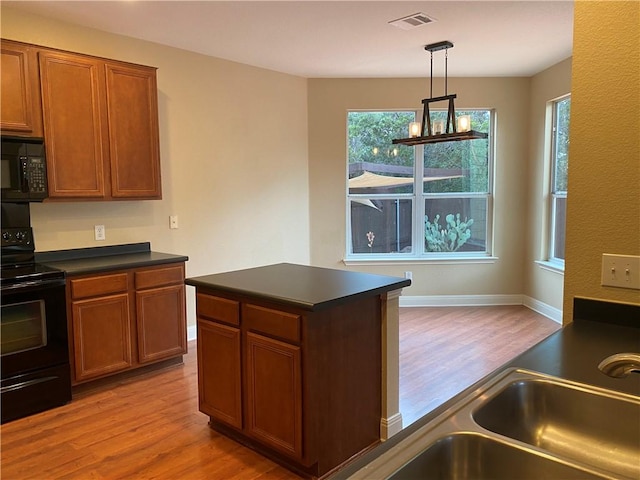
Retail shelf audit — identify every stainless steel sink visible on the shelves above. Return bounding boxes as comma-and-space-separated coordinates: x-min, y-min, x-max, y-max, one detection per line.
388, 433, 607, 480
346, 369, 640, 479
473, 376, 640, 479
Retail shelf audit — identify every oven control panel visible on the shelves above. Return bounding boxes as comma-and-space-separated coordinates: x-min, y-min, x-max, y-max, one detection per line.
1, 228, 33, 247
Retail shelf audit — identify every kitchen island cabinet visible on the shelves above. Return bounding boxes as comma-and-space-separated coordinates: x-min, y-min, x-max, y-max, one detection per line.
186, 263, 410, 478
197, 306, 242, 428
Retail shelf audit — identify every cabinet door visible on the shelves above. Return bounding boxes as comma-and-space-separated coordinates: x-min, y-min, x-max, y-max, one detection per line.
105, 62, 161, 199
0, 40, 42, 136
136, 284, 186, 363
245, 332, 302, 460
71, 293, 132, 382
39, 50, 106, 198
197, 319, 242, 429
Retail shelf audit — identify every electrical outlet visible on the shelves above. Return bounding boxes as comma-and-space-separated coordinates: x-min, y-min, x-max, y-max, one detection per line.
601, 254, 640, 290
94, 224, 105, 241
404, 271, 412, 280
170, 215, 179, 229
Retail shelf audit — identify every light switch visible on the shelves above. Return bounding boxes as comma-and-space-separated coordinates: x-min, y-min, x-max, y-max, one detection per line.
170, 215, 179, 229
601, 254, 640, 290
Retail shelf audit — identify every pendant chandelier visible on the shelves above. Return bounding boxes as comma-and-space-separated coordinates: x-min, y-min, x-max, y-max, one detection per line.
392, 41, 488, 146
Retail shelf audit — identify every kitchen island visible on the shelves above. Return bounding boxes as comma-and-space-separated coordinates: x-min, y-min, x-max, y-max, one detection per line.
186, 263, 410, 478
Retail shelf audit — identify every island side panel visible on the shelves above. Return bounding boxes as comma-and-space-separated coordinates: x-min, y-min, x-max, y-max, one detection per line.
381, 289, 403, 439
305, 294, 382, 476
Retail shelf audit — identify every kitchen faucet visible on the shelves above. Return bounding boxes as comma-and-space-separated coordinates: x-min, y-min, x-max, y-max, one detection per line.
598, 353, 640, 378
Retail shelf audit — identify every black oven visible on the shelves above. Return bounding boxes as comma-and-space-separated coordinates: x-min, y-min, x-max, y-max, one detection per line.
1, 203, 71, 424
1, 136, 48, 202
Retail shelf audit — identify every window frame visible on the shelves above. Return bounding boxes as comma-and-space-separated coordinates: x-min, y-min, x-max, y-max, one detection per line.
345, 108, 495, 262
546, 95, 570, 270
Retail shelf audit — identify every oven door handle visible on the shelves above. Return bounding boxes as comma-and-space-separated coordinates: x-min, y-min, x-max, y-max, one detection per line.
0, 376, 59, 393
1, 277, 66, 293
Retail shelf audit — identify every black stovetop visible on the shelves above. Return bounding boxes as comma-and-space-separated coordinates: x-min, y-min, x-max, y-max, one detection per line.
0, 262, 65, 289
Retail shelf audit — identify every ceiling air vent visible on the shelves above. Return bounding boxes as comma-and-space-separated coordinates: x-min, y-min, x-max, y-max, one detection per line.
388, 12, 437, 30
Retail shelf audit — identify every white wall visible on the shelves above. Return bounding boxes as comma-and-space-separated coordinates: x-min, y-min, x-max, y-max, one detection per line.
524, 58, 572, 316
1, 7, 311, 330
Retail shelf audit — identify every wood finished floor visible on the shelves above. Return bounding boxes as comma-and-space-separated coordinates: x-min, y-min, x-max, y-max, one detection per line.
1, 306, 559, 479
399, 305, 560, 426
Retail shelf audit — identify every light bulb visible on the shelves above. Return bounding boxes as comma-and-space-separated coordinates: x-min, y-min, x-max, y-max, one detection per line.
457, 115, 471, 133
409, 122, 421, 138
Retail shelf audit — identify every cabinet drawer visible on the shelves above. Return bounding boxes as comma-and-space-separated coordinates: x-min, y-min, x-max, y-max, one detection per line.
70, 273, 128, 299
197, 294, 239, 326
135, 264, 183, 290
243, 304, 300, 343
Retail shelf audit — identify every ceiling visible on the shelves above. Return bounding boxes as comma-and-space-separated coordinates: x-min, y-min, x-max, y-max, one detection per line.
3, 1, 574, 78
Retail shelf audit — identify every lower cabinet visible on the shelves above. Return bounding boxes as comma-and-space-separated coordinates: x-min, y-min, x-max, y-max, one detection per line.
197, 319, 242, 428
68, 263, 186, 384
245, 331, 302, 459
136, 285, 186, 363
72, 292, 132, 380
195, 290, 382, 477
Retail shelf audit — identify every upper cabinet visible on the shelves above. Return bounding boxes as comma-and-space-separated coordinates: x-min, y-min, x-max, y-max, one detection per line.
1, 39, 162, 201
0, 40, 43, 137
39, 51, 106, 198
104, 63, 161, 199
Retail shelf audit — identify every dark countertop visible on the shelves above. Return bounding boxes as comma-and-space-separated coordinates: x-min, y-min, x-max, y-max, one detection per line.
185, 263, 411, 311
35, 242, 188, 276
330, 297, 640, 479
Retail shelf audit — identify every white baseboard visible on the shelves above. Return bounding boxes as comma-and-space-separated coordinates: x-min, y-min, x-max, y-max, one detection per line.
187, 325, 197, 341
523, 296, 563, 324
400, 294, 524, 307
400, 294, 562, 323
380, 412, 403, 440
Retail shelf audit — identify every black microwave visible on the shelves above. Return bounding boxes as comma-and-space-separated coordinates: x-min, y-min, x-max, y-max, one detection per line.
1, 136, 48, 202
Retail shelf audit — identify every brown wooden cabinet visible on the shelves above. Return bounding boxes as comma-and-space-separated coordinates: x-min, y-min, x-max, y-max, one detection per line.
196, 293, 242, 428
39, 49, 161, 200
197, 318, 243, 428
196, 295, 305, 462
105, 62, 161, 199
0, 38, 161, 201
135, 265, 187, 363
0, 39, 43, 136
194, 288, 381, 477
245, 331, 302, 459
69, 272, 132, 382
39, 50, 106, 198
68, 263, 186, 385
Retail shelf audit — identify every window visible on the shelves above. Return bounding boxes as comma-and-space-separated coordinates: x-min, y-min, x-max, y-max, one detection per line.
548, 96, 570, 266
347, 110, 493, 260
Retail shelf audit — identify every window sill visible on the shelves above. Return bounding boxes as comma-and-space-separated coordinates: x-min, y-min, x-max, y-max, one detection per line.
343, 256, 498, 266
535, 260, 565, 274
